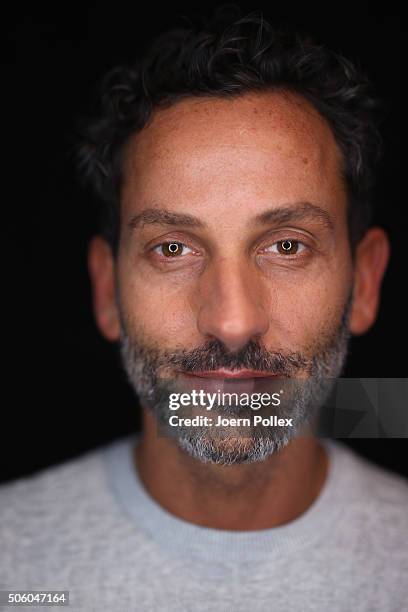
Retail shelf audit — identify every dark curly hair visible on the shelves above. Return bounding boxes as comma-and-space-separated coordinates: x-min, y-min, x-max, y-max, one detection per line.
75, 7, 385, 256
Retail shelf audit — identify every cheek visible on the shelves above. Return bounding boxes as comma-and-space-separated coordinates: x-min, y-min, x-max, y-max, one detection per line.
271, 241, 353, 348
118, 266, 196, 344
269, 273, 351, 349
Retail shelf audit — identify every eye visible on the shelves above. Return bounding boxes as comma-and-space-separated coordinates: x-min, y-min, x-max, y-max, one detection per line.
264, 239, 307, 255
152, 241, 194, 258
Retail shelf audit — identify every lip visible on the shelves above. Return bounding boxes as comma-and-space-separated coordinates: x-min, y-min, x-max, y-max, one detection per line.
181, 369, 279, 379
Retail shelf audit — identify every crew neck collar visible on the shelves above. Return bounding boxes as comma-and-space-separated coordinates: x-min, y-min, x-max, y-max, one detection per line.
103, 433, 348, 562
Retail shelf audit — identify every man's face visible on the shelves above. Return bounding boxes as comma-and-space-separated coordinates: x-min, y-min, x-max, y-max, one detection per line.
112, 90, 356, 462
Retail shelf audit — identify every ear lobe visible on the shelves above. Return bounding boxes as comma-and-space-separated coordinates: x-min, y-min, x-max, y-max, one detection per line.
349, 227, 390, 336
87, 235, 121, 342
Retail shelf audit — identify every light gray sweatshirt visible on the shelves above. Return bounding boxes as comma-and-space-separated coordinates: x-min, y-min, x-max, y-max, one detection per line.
1, 435, 407, 611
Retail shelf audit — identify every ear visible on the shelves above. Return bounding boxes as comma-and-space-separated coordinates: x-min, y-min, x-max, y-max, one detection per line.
349, 227, 390, 336
87, 235, 121, 342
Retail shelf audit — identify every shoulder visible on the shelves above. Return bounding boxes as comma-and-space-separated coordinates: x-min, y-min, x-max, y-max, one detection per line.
326, 440, 408, 544
0, 442, 106, 509
0, 440, 122, 554
330, 439, 408, 501
0, 435, 149, 589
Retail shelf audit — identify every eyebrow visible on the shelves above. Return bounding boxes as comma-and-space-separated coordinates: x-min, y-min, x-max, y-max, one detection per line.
254, 201, 334, 231
128, 201, 335, 232
129, 208, 205, 230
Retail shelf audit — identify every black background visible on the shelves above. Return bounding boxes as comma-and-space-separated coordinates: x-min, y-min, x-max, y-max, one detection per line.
2, 4, 407, 483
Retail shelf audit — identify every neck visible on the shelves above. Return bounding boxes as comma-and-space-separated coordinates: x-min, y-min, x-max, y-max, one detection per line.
134, 408, 329, 530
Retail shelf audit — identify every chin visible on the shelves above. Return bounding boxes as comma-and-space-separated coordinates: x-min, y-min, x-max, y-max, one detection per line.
176, 433, 291, 465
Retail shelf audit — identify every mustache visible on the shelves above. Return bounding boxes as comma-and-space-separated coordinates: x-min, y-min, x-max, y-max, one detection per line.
160, 338, 310, 376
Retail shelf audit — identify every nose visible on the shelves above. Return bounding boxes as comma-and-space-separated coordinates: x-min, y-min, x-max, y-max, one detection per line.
196, 257, 270, 353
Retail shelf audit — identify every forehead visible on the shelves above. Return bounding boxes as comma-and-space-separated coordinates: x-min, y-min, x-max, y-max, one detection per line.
120, 90, 346, 217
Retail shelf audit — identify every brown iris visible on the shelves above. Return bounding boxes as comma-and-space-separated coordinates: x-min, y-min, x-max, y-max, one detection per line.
277, 240, 299, 254
161, 242, 184, 257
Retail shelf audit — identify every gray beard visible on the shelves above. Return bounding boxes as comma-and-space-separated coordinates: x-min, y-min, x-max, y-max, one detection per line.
118, 291, 352, 465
